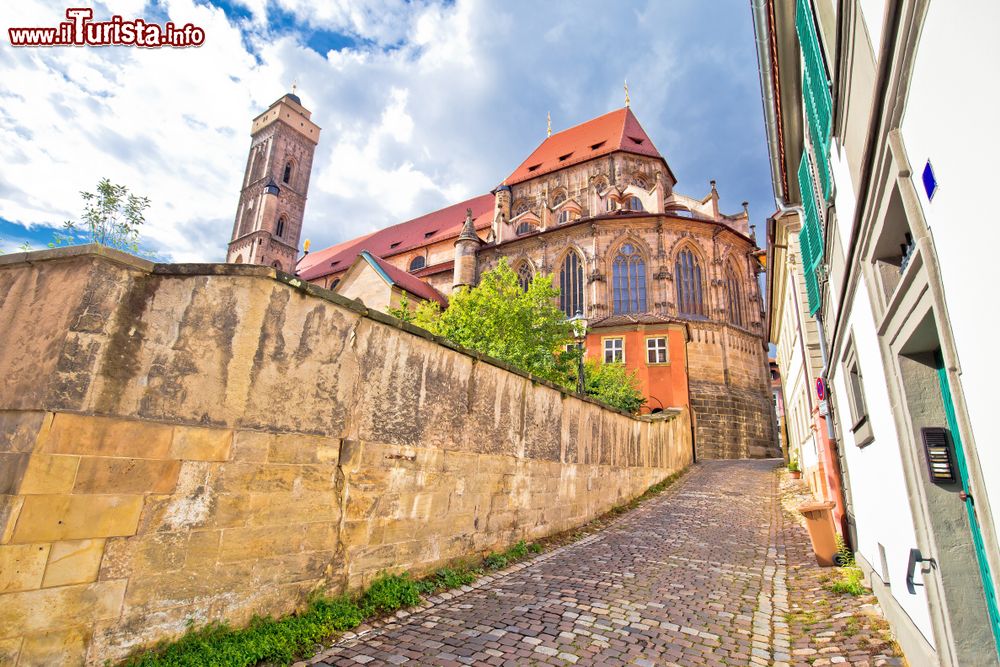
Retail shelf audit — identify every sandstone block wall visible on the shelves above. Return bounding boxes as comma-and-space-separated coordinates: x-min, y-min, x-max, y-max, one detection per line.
686, 325, 778, 459
0, 247, 692, 666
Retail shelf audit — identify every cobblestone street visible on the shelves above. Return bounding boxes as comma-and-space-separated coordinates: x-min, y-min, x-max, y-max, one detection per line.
305, 461, 904, 667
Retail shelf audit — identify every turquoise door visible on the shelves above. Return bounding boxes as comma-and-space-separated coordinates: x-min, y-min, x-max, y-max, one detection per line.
936, 351, 1000, 657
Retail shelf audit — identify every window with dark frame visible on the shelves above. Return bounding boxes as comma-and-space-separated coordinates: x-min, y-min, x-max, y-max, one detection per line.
282, 161, 292, 184
612, 243, 647, 314
517, 262, 533, 292
675, 248, 705, 317
725, 263, 746, 327
409, 255, 426, 272
275, 216, 286, 238
559, 251, 584, 317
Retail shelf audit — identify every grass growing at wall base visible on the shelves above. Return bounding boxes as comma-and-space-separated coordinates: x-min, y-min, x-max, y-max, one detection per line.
823, 535, 869, 597
119, 470, 687, 667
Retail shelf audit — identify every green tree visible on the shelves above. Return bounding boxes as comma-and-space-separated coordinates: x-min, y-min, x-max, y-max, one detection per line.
580, 359, 646, 413
52, 178, 152, 255
408, 258, 576, 384
387, 258, 647, 413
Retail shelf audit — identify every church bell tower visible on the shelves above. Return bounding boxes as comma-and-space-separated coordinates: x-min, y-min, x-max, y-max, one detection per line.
226, 90, 321, 272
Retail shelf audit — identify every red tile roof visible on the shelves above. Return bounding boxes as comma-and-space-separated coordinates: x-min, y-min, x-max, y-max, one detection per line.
359, 251, 448, 307
297, 193, 494, 281
504, 108, 667, 186
412, 259, 454, 277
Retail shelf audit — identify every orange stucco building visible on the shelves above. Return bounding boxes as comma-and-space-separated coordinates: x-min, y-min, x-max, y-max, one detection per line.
226, 93, 778, 459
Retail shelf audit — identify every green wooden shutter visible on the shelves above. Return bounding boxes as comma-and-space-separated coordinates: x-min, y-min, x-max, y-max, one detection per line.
796, 0, 833, 201
798, 152, 824, 315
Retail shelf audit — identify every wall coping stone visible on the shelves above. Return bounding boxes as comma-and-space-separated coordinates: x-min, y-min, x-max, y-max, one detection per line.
2, 245, 682, 424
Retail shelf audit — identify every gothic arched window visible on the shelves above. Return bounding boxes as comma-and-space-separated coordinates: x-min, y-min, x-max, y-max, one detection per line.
517, 262, 533, 292
605, 197, 618, 212
675, 248, 705, 317
249, 152, 263, 182
516, 221, 535, 236
612, 243, 646, 314
726, 263, 746, 327
275, 216, 286, 238
409, 255, 426, 272
552, 192, 567, 207
624, 196, 643, 211
282, 161, 293, 184
559, 251, 585, 317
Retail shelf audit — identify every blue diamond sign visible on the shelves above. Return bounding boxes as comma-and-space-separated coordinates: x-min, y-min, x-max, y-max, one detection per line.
922, 160, 938, 202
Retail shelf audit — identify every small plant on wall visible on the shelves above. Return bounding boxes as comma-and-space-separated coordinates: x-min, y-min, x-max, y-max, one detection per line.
788, 457, 801, 478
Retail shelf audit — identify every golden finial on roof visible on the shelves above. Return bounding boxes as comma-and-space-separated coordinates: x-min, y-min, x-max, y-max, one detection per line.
291, 79, 298, 95
303, 239, 311, 253
547, 111, 552, 138
624, 79, 630, 108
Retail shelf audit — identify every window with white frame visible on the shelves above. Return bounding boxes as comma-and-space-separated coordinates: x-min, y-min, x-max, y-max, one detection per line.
603, 337, 624, 363
646, 337, 668, 364
842, 337, 874, 446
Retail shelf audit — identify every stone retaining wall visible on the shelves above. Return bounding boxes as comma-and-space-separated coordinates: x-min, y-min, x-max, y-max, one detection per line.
0, 247, 692, 665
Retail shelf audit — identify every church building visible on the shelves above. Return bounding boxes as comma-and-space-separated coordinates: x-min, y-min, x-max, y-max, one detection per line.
226, 92, 777, 460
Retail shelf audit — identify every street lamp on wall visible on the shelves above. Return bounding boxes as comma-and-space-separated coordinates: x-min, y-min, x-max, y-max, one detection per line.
569, 310, 588, 394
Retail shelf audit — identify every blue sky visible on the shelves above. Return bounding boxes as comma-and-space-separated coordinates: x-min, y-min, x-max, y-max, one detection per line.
0, 0, 775, 261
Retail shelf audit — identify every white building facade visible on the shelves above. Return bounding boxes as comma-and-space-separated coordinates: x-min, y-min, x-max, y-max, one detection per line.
753, 0, 1000, 664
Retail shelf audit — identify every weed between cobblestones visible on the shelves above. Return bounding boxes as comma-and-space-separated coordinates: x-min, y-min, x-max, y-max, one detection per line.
823, 537, 868, 597
118, 471, 687, 667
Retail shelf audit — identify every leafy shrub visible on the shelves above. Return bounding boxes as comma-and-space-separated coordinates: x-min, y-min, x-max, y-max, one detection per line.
416, 568, 478, 595
358, 573, 422, 616
826, 567, 867, 596
581, 360, 646, 413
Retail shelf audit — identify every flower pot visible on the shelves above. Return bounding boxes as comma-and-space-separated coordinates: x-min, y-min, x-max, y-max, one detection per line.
790, 470, 801, 479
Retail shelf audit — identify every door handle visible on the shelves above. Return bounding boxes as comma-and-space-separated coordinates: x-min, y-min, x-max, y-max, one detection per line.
906, 548, 936, 594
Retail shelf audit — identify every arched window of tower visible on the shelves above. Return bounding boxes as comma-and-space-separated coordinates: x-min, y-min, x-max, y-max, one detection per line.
240, 208, 254, 237
276, 216, 286, 239
282, 161, 293, 185
272, 261, 283, 271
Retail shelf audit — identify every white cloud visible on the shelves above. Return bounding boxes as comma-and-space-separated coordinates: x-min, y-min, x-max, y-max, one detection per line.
0, 0, 776, 260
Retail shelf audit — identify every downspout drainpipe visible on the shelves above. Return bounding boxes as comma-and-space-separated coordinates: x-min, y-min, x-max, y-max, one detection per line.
814, 311, 837, 441
684, 322, 697, 464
